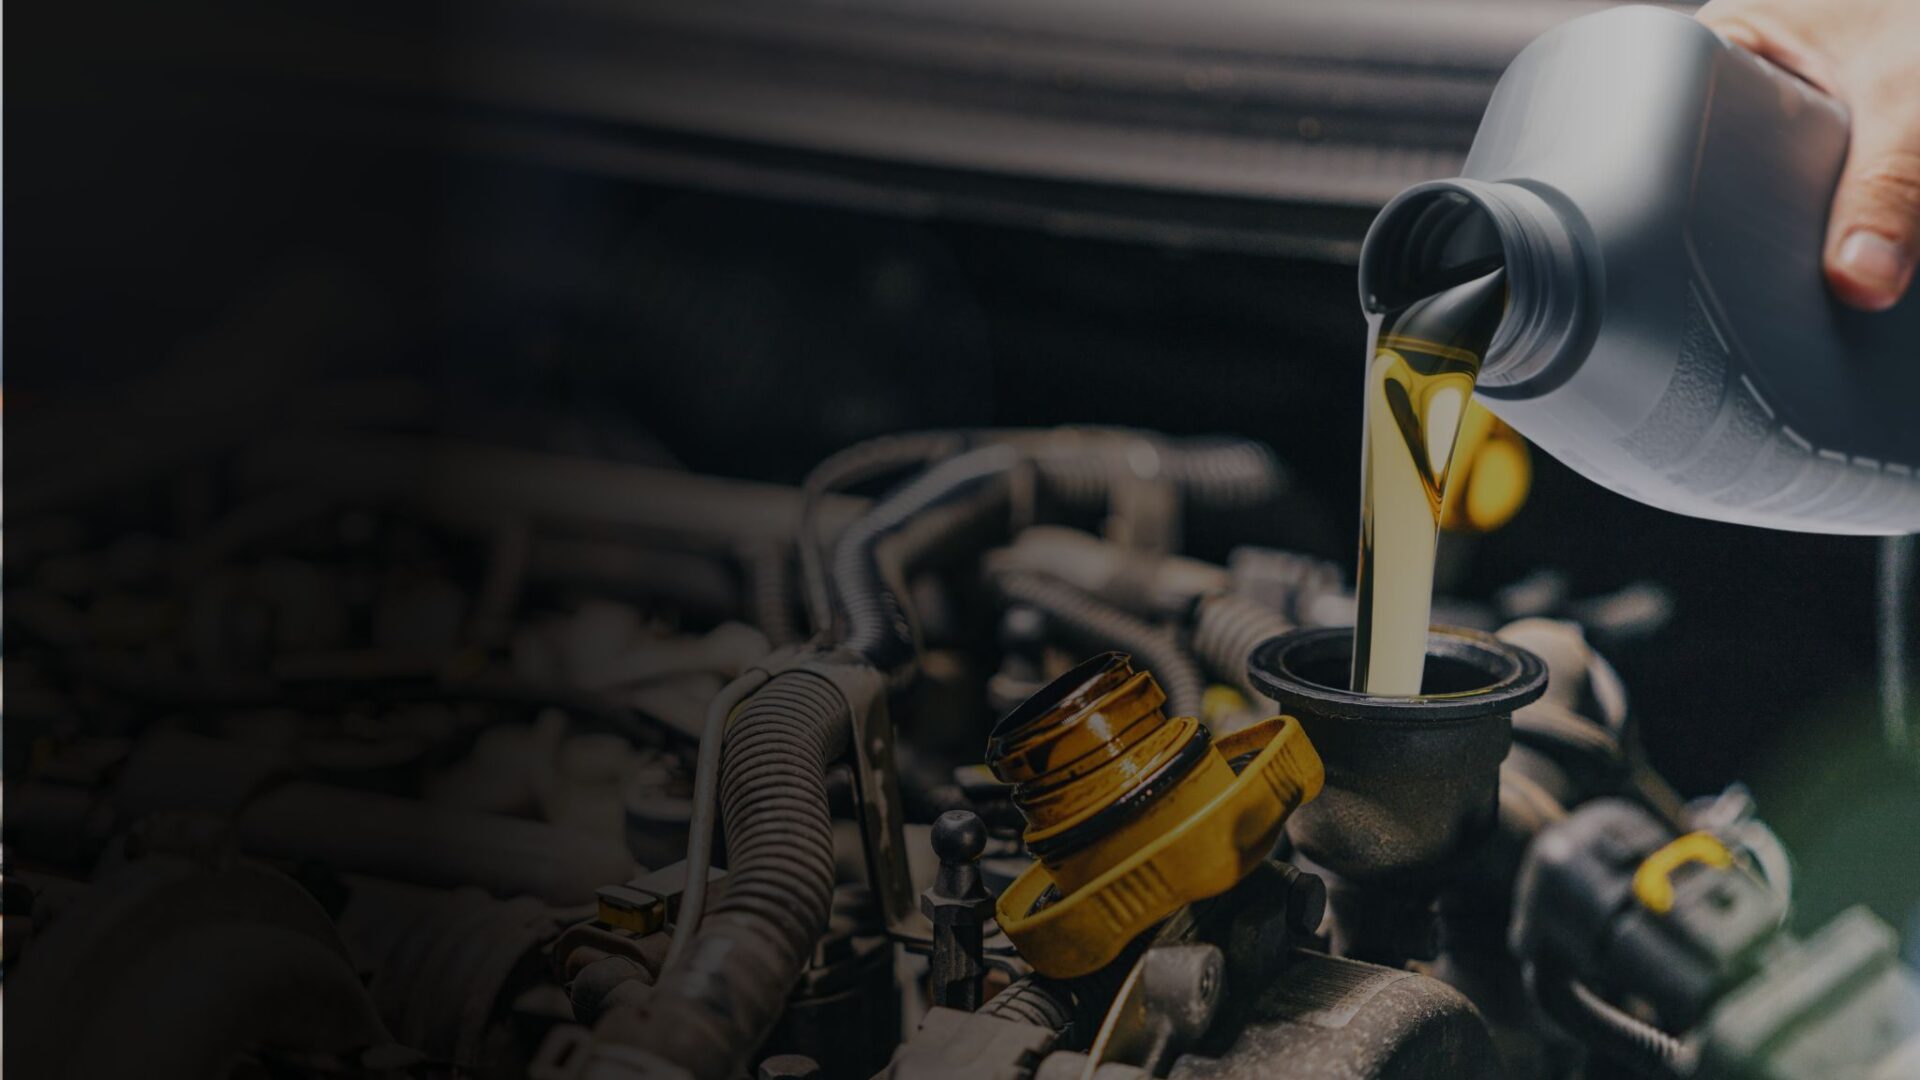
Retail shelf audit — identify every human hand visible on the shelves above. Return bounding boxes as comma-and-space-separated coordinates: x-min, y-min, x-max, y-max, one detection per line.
1698, 0, 1920, 310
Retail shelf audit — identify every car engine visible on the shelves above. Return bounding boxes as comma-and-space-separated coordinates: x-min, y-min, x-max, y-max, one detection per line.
8, 2, 1919, 1079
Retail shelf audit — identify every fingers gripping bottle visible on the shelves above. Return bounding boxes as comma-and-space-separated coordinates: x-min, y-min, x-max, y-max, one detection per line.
1360, 5, 1920, 534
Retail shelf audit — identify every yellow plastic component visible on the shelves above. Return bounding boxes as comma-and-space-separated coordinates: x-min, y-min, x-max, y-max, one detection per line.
995, 715, 1324, 978
1044, 721, 1236, 895
596, 884, 668, 934
1633, 832, 1735, 915
1440, 402, 1533, 533
1201, 685, 1250, 725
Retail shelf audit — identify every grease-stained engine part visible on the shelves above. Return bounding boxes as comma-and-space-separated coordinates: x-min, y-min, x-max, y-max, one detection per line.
1513, 798, 1920, 1079
1249, 626, 1547, 964
8, 423, 1914, 1080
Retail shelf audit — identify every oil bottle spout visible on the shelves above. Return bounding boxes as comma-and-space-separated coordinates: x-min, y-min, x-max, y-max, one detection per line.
1359, 178, 1593, 395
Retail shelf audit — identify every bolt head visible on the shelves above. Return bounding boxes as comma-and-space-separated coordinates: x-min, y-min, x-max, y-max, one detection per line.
922, 889, 995, 922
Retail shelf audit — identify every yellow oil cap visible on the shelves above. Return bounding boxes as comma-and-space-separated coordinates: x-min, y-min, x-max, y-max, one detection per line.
987, 654, 1323, 978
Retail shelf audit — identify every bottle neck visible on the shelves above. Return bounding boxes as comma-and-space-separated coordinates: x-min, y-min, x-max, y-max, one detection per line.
1358, 178, 1590, 396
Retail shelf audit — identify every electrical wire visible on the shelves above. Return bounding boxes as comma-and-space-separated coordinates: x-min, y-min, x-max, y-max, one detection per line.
1529, 962, 1694, 1079
666, 665, 773, 971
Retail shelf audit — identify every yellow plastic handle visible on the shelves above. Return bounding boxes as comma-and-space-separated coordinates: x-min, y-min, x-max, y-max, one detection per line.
995, 716, 1323, 978
1632, 831, 1735, 915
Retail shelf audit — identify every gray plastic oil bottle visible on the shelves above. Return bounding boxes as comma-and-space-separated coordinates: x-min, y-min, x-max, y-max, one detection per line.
1359, 5, 1920, 535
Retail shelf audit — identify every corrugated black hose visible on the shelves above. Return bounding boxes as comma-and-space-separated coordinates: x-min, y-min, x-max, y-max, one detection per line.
830, 444, 1021, 675
1191, 592, 1293, 704
978, 974, 1078, 1031
598, 671, 850, 1079
1027, 433, 1286, 511
800, 429, 1287, 639
744, 542, 801, 647
799, 431, 972, 635
991, 571, 1206, 720
975, 945, 1140, 1049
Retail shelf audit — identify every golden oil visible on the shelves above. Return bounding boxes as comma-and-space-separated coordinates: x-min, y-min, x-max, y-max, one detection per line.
1352, 268, 1507, 694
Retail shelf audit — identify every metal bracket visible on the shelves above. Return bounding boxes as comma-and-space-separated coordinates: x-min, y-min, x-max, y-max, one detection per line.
1084, 944, 1225, 1078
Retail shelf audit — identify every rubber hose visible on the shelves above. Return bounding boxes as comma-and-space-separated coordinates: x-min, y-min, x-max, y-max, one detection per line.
745, 543, 801, 647
1191, 593, 1292, 703
979, 974, 1077, 1031
992, 572, 1205, 719
810, 431, 1282, 678
831, 445, 1019, 674
603, 671, 850, 1080
800, 431, 970, 634
978, 952, 1141, 1050
1533, 964, 1691, 1079
1029, 434, 1284, 511
1159, 435, 1288, 508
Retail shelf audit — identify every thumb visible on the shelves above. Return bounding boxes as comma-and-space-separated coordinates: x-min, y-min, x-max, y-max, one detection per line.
1825, 114, 1920, 311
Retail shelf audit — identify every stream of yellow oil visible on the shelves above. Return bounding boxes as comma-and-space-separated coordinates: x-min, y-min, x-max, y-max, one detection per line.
1352, 268, 1508, 694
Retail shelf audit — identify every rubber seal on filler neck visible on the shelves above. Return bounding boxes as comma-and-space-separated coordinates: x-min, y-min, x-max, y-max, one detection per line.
1247, 625, 1548, 724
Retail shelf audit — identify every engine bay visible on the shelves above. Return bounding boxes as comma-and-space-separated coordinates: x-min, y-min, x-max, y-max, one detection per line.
8, 399, 1917, 1078
9, 2, 1920, 1077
